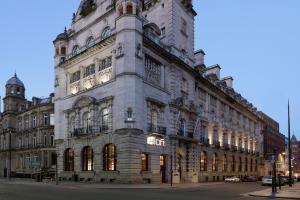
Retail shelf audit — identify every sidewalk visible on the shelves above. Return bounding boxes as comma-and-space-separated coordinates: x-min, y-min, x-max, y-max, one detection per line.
0, 178, 225, 189
246, 183, 300, 199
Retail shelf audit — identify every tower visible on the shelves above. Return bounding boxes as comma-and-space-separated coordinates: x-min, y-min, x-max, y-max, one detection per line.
143, 0, 196, 65
2, 73, 26, 129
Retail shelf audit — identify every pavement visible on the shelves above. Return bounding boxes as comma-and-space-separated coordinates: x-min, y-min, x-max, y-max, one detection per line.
0, 178, 226, 189
0, 178, 269, 200
245, 183, 300, 199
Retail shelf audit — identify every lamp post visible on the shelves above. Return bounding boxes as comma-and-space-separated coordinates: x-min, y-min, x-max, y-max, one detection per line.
272, 149, 277, 193
288, 101, 292, 187
8, 129, 12, 181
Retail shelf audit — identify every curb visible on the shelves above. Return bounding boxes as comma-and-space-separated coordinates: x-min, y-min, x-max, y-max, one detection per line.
248, 194, 300, 200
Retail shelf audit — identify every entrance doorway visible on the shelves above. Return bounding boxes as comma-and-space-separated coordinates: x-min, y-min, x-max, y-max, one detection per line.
160, 155, 167, 183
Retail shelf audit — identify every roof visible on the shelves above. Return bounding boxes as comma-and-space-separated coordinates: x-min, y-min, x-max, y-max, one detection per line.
6, 73, 24, 87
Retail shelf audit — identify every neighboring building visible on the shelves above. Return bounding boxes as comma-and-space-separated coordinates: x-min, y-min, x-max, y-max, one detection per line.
291, 135, 300, 177
54, 0, 264, 184
0, 74, 55, 178
259, 112, 286, 175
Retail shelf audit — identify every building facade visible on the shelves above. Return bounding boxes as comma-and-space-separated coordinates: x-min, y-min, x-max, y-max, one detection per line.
259, 112, 286, 175
54, 0, 264, 184
0, 74, 55, 178
291, 135, 300, 177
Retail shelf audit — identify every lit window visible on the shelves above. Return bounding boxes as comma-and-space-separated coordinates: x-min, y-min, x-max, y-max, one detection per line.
103, 144, 116, 171
64, 148, 74, 171
212, 153, 218, 172
200, 151, 207, 171
141, 153, 149, 171
82, 146, 94, 171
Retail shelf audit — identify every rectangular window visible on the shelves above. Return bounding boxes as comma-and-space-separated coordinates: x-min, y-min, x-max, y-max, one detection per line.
50, 135, 54, 146
32, 116, 37, 128
44, 134, 47, 146
44, 114, 49, 126
83, 64, 95, 78
99, 56, 112, 71
70, 71, 81, 83
141, 153, 149, 171
50, 114, 54, 126
161, 27, 166, 37
145, 55, 162, 86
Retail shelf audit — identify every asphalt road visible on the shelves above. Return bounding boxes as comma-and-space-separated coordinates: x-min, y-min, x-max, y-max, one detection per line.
0, 181, 290, 200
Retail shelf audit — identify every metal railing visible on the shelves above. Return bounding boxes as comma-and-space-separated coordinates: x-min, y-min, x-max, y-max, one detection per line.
147, 124, 167, 135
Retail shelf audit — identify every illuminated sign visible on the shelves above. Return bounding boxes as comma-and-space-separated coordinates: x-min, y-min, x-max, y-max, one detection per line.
147, 136, 165, 147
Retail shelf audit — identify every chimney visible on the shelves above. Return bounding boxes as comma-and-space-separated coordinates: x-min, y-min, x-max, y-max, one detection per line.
205, 64, 221, 80
194, 49, 205, 67
222, 76, 234, 88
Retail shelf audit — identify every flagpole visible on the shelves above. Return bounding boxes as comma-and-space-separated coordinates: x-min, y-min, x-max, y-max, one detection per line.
288, 100, 292, 187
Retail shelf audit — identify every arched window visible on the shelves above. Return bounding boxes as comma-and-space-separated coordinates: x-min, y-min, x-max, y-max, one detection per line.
82, 112, 90, 133
64, 148, 74, 171
118, 5, 123, 16
179, 118, 186, 136
222, 154, 227, 172
212, 153, 218, 172
101, 27, 111, 40
61, 46, 66, 55
103, 144, 116, 171
232, 156, 236, 172
101, 108, 109, 131
238, 157, 242, 172
200, 151, 207, 171
255, 159, 258, 172
72, 45, 79, 56
126, 3, 133, 14
245, 157, 248, 172
82, 146, 93, 171
85, 36, 94, 48
151, 109, 158, 130
70, 116, 75, 133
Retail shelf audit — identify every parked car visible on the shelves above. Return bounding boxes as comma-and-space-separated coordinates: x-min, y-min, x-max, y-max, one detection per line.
262, 176, 273, 186
281, 176, 289, 185
297, 177, 300, 182
225, 176, 241, 183
242, 176, 257, 182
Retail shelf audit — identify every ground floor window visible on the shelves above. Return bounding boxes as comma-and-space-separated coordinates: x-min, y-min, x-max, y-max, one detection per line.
82, 146, 94, 171
200, 151, 207, 171
141, 153, 149, 171
103, 143, 116, 171
212, 153, 218, 172
232, 156, 236, 172
64, 148, 74, 171
245, 157, 248, 172
238, 157, 242, 172
222, 154, 227, 172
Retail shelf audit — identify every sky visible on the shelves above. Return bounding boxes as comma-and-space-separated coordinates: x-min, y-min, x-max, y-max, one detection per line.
0, 0, 299, 138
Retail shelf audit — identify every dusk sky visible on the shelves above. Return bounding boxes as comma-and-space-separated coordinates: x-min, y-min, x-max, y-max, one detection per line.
0, 1, 299, 138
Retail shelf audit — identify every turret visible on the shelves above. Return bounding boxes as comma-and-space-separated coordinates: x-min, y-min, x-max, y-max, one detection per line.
53, 27, 68, 66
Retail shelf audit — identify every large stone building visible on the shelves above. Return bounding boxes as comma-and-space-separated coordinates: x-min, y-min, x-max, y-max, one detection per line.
54, 0, 265, 184
259, 112, 286, 175
0, 74, 55, 178
291, 135, 300, 177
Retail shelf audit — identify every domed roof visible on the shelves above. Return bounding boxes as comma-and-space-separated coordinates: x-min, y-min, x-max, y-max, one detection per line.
6, 73, 24, 87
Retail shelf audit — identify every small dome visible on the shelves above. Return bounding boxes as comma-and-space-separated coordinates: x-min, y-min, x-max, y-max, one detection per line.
6, 73, 24, 87
54, 32, 68, 42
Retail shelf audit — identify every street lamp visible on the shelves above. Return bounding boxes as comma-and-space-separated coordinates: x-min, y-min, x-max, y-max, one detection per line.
272, 149, 277, 193
8, 128, 12, 181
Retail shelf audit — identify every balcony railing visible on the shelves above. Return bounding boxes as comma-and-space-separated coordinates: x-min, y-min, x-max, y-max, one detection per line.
71, 125, 109, 137
147, 124, 167, 135
200, 137, 210, 147
177, 129, 194, 139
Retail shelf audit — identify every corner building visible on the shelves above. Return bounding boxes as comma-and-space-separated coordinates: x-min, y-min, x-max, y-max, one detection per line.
54, 0, 264, 183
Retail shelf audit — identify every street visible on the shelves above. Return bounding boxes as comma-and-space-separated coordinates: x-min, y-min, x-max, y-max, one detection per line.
0, 181, 289, 200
